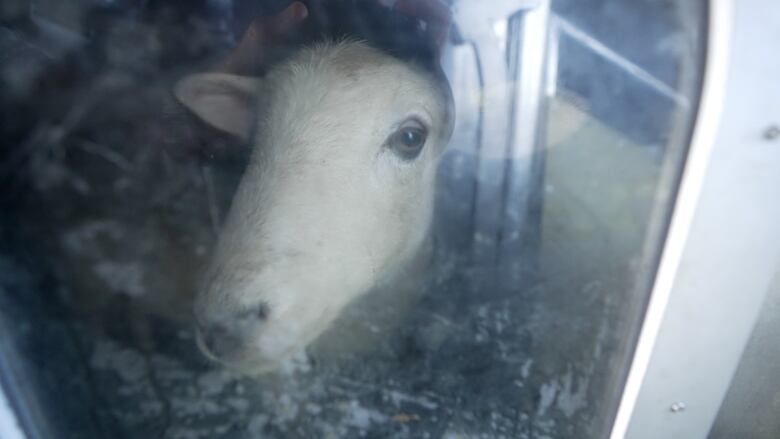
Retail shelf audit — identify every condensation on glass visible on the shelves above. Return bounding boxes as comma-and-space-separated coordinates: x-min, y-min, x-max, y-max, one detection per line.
0, 0, 705, 438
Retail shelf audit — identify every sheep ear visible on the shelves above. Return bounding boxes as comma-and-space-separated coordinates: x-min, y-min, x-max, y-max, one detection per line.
174, 73, 261, 141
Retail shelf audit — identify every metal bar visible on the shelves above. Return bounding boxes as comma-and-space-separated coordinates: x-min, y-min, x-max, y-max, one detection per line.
451, 0, 547, 268
544, 18, 560, 98
555, 16, 689, 108
497, 0, 550, 280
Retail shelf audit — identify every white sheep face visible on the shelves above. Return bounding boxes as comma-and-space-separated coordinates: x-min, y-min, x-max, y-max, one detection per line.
175, 41, 453, 373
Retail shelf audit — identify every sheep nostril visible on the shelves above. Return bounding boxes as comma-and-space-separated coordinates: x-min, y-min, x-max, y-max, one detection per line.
201, 323, 242, 359
256, 302, 270, 321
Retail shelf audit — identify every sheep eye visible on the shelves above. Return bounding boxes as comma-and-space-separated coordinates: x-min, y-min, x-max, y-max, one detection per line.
388, 120, 427, 161
237, 302, 270, 322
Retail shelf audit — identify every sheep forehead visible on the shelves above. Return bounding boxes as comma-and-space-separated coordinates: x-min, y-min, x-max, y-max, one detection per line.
267, 41, 444, 118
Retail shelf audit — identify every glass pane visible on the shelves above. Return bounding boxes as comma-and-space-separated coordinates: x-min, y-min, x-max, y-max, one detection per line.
534, 1, 707, 434
0, 0, 705, 438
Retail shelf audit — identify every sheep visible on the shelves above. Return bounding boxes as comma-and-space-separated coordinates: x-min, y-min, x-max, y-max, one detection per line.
175, 40, 454, 373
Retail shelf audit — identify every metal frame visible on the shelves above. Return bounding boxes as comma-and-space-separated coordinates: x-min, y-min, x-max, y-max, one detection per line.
610, 0, 780, 437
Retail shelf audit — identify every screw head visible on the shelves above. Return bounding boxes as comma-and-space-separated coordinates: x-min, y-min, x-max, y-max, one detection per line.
670, 402, 686, 413
764, 125, 780, 140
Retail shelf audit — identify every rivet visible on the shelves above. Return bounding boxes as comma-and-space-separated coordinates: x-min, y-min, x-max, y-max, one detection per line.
670, 402, 686, 413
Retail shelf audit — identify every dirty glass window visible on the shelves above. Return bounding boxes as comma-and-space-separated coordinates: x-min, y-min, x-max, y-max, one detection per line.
0, 0, 704, 438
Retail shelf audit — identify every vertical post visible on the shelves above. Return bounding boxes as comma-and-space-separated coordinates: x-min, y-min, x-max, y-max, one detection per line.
450, 0, 547, 277
499, 0, 551, 284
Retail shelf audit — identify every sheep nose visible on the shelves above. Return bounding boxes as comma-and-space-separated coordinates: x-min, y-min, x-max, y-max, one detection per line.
200, 322, 243, 359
